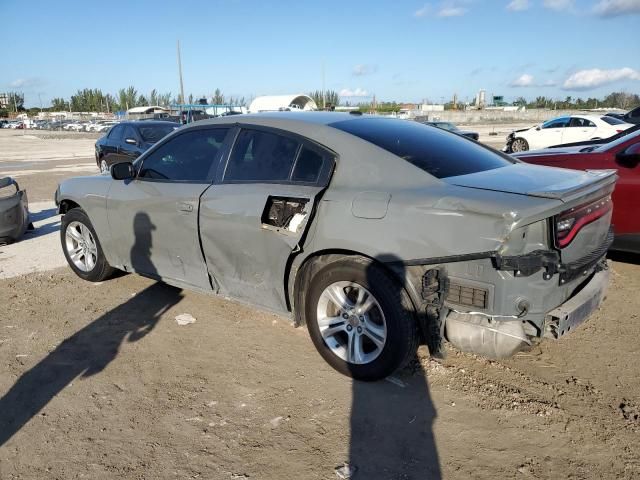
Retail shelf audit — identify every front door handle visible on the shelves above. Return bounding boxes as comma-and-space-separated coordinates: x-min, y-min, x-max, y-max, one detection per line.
177, 202, 193, 213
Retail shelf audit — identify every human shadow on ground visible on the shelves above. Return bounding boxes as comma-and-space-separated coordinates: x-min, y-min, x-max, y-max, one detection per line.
0, 212, 182, 447
348, 256, 441, 479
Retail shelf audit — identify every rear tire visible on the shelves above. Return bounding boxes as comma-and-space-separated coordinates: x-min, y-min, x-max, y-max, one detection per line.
511, 137, 529, 152
305, 257, 419, 381
61, 208, 114, 282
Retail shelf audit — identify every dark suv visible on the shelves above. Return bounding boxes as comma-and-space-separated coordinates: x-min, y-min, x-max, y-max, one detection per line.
95, 121, 179, 172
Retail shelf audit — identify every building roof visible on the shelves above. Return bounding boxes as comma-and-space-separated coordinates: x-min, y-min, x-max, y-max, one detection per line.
127, 106, 170, 114
248, 94, 317, 113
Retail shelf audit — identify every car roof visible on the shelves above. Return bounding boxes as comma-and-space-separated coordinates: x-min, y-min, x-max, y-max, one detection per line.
193, 111, 370, 128
117, 120, 178, 127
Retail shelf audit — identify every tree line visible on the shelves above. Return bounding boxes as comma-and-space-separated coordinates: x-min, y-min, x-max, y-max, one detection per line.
2, 88, 638, 117
0, 87, 247, 116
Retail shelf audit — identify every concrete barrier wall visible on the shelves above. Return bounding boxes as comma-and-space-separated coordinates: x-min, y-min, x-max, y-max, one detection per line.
415, 109, 597, 124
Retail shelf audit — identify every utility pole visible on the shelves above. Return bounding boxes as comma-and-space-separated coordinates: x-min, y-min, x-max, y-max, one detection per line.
177, 40, 185, 105
38, 93, 43, 113
322, 61, 326, 110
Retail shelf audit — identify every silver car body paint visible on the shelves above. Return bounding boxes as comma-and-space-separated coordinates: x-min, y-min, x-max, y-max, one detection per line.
56, 112, 615, 356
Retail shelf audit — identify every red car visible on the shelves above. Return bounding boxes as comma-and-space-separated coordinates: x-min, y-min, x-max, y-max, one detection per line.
515, 127, 640, 253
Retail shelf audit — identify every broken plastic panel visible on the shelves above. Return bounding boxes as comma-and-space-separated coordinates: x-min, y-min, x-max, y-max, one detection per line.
261, 196, 309, 232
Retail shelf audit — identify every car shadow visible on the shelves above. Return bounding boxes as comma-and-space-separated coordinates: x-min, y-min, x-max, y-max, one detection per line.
607, 250, 640, 266
347, 256, 441, 479
0, 212, 182, 447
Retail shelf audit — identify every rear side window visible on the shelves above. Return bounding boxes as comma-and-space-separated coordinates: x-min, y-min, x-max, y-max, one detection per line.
139, 128, 229, 182
601, 116, 626, 125
139, 124, 178, 143
292, 147, 325, 183
569, 117, 596, 127
330, 118, 513, 179
225, 129, 300, 182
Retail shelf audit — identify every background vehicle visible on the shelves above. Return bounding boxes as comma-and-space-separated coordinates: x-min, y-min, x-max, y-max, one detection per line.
548, 124, 640, 148
58, 113, 614, 380
420, 121, 479, 140
94, 120, 178, 172
515, 128, 640, 253
505, 115, 633, 152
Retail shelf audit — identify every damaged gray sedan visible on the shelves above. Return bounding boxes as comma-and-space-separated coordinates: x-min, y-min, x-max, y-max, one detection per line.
56, 113, 615, 380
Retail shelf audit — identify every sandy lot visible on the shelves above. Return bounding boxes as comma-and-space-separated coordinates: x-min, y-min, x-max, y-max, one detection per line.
1, 127, 639, 479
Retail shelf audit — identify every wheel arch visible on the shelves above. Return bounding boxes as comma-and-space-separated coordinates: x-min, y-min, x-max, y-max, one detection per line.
287, 249, 424, 328
58, 198, 81, 215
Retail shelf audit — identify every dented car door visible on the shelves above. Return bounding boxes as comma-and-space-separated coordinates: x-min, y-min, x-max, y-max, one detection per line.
199, 126, 334, 312
107, 127, 232, 288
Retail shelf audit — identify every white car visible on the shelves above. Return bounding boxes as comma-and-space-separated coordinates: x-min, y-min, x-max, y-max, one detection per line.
507, 115, 633, 152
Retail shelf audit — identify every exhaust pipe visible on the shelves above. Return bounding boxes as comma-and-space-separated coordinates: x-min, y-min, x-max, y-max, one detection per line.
444, 311, 530, 359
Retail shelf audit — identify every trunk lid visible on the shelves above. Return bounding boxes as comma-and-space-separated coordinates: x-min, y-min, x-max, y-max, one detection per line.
444, 163, 616, 203
445, 163, 616, 264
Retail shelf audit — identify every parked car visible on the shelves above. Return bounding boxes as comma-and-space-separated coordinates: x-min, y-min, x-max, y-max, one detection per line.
622, 106, 640, 125
505, 115, 633, 152
57, 112, 615, 380
94, 120, 178, 172
514, 127, 640, 253
420, 121, 479, 140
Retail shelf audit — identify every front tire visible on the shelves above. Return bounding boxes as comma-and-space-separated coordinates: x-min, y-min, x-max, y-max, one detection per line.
305, 258, 418, 381
511, 137, 529, 152
61, 208, 114, 282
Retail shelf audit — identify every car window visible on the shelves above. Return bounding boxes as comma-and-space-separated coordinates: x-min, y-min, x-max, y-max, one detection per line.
569, 117, 596, 127
108, 124, 124, 140
224, 129, 300, 182
541, 118, 570, 129
124, 126, 138, 141
139, 128, 229, 182
291, 147, 325, 183
601, 116, 627, 125
139, 124, 178, 143
330, 117, 513, 179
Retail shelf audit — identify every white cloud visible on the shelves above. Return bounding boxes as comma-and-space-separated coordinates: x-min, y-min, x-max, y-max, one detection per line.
509, 74, 557, 87
437, 5, 468, 16
8, 78, 44, 89
339, 88, 369, 97
543, 0, 574, 10
353, 64, 377, 76
506, 0, 530, 11
414, 3, 431, 17
510, 74, 535, 87
593, 0, 640, 17
563, 67, 640, 90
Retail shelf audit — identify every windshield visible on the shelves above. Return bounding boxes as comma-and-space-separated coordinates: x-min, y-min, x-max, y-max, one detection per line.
331, 117, 514, 179
139, 124, 177, 143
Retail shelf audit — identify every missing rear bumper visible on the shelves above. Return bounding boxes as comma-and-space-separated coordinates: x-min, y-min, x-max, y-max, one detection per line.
544, 266, 609, 339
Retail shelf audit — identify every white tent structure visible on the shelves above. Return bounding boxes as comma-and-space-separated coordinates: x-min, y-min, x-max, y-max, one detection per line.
248, 94, 317, 113
127, 106, 170, 114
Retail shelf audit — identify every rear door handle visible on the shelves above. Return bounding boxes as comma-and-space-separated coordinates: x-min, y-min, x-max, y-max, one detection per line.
177, 202, 193, 213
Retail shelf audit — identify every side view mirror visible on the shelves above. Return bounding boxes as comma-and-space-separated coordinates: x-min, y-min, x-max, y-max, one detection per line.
111, 162, 135, 180
124, 137, 137, 145
536, 126, 541, 131
615, 144, 640, 169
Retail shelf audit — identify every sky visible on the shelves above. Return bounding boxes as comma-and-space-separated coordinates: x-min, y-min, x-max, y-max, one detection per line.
2, 0, 640, 107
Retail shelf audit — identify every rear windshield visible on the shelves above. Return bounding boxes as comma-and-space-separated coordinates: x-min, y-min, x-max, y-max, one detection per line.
330, 117, 513, 179
601, 116, 627, 125
139, 124, 177, 143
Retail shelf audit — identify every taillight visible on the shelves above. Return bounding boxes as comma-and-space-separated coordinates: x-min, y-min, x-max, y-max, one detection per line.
616, 129, 624, 133
554, 195, 612, 248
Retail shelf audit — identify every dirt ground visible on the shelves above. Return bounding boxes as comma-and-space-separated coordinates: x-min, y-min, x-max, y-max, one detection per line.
1, 128, 639, 479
